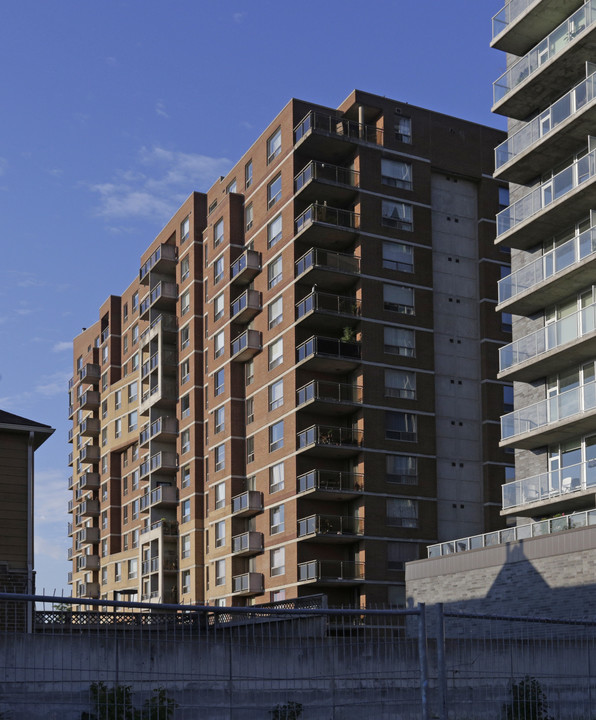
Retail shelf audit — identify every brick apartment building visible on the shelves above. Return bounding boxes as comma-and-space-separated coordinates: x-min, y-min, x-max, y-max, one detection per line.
68, 89, 509, 608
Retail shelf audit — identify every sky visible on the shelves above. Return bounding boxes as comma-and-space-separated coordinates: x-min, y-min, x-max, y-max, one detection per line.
0, 0, 506, 596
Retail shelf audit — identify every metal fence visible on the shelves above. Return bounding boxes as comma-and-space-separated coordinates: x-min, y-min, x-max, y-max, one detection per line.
1, 593, 596, 719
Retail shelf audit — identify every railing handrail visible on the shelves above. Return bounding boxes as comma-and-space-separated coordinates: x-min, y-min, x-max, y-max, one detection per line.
293, 110, 382, 146
492, 0, 536, 39
502, 459, 596, 509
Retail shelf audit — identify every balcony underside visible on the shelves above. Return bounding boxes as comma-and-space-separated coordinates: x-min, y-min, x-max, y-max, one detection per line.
296, 442, 361, 459
501, 486, 596, 517
298, 486, 363, 501
297, 575, 363, 587
296, 353, 361, 373
294, 221, 359, 252
294, 177, 358, 206
298, 532, 362, 544
501, 404, 596, 449
295, 263, 359, 292
294, 131, 360, 163
296, 397, 361, 416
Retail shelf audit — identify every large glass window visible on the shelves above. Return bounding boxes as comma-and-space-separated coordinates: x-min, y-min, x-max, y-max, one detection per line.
270, 462, 284, 493
214, 368, 225, 396
383, 241, 414, 272
270, 504, 285, 534
214, 293, 224, 321
268, 296, 283, 329
268, 256, 283, 289
268, 338, 283, 369
381, 158, 412, 189
267, 128, 282, 163
269, 379, 284, 410
269, 420, 284, 452
268, 174, 282, 209
386, 455, 418, 484
385, 412, 417, 441
387, 498, 418, 527
381, 200, 413, 231
267, 214, 283, 248
384, 284, 414, 314
385, 370, 416, 399
384, 326, 415, 356
214, 330, 225, 358
270, 547, 285, 576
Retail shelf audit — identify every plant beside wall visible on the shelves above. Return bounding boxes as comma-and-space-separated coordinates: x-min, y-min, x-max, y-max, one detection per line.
82, 683, 177, 720
270, 700, 303, 720
502, 676, 554, 720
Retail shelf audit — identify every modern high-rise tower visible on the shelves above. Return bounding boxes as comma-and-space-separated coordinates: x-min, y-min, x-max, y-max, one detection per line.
67, 90, 508, 608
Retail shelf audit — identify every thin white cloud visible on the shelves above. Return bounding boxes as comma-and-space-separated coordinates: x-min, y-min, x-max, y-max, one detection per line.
233, 11, 247, 23
89, 146, 232, 221
35, 370, 70, 398
155, 100, 169, 118
52, 341, 72, 353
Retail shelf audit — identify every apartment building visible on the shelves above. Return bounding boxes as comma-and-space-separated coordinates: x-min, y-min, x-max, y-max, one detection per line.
408, 1, 596, 616
67, 89, 508, 608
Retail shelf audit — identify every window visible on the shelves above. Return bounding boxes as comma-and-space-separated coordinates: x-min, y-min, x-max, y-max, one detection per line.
123, 334, 128, 354
215, 443, 225, 472
132, 291, 139, 312
128, 558, 138, 579
395, 116, 412, 143
128, 381, 138, 403
268, 256, 282, 289
103, 510, 109, 529
387, 543, 419, 571
503, 385, 514, 413
267, 174, 282, 209
131, 529, 138, 548
269, 420, 284, 452
102, 568, 108, 586
181, 464, 191, 488
131, 468, 139, 490
114, 418, 122, 439
387, 498, 418, 528
214, 368, 225, 396
215, 520, 225, 547
268, 296, 283, 329
215, 559, 225, 586
245, 359, 254, 386
384, 326, 415, 357
102, 400, 108, 419
181, 499, 191, 523
384, 284, 414, 314
246, 435, 255, 463
131, 499, 139, 520
272, 589, 285, 602
268, 338, 283, 370
123, 303, 128, 322
214, 406, 225, 434
181, 290, 190, 316
383, 241, 414, 272
180, 326, 190, 351
270, 547, 285, 576
245, 203, 253, 231
132, 324, 139, 345
101, 539, 108, 558
267, 127, 282, 163
386, 455, 418, 484
226, 179, 237, 194
214, 218, 224, 247
181, 429, 190, 454
267, 214, 282, 248
114, 390, 122, 410
101, 455, 108, 474
208, 199, 217, 214
181, 393, 191, 418
381, 200, 413, 231
131, 353, 139, 371
269, 379, 284, 410
214, 330, 225, 358
498, 186, 509, 210
181, 216, 190, 242
179, 570, 190, 596
101, 428, 107, 447
214, 292, 224, 321
385, 370, 416, 399
181, 359, 190, 385
123, 476, 128, 496
270, 462, 284, 493
386, 411, 417, 442
246, 397, 254, 424
214, 482, 225, 510
128, 411, 138, 432
182, 534, 191, 559
270, 504, 284, 535
115, 562, 122, 582
214, 256, 224, 284
180, 256, 190, 282
245, 160, 253, 189
381, 158, 412, 189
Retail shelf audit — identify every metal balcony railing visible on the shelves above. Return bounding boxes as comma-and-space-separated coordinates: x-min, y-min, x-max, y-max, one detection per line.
296, 291, 361, 320
296, 336, 361, 363
294, 160, 360, 192
296, 380, 363, 407
295, 203, 360, 235
297, 424, 363, 449
297, 560, 365, 582
294, 111, 382, 145
297, 469, 364, 494
295, 248, 360, 278
297, 514, 364, 537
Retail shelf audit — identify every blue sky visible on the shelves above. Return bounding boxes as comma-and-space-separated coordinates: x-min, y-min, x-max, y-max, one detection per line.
0, 1, 506, 595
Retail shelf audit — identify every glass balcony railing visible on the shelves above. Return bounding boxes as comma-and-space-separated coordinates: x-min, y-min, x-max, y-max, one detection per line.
493, 1, 596, 104
500, 300, 596, 372
295, 203, 360, 235
295, 161, 359, 192
297, 469, 364, 494
297, 424, 363, 449
428, 507, 596, 557
296, 291, 361, 320
295, 248, 360, 278
296, 380, 363, 407
499, 226, 596, 304
140, 313, 177, 345
502, 460, 596, 509
296, 336, 361, 364
297, 514, 364, 537
492, 0, 536, 39
496, 72, 596, 170
502, 379, 596, 439
297, 560, 365, 582
294, 111, 382, 146
497, 149, 596, 237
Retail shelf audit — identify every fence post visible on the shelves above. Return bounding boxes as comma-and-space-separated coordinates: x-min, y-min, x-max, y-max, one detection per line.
418, 603, 429, 720
437, 603, 447, 720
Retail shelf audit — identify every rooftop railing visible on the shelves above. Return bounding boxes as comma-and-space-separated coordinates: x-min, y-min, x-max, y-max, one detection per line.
294, 110, 382, 146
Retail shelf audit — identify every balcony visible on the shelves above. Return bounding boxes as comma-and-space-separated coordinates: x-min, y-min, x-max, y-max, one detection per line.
139, 380, 177, 414
78, 582, 100, 599
296, 425, 363, 457
294, 161, 360, 205
139, 484, 178, 512
78, 363, 101, 384
79, 444, 100, 464
79, 526, 100, 545
231, 572, 264, 596
80, 499, 100, 517
68, 452, 73, 467
79, 417, 100, 438
141, 518, 179, 537
139, 416, 178, 447
294, 110, 382, 163
295, 292, 361, 332
297, 514, 364, 542
141, 348, 177, 379
428, 507, 596, 558
79, 554, 100, 571
491, 0, 585, 54
297, 560, 364, 585
493, 1, 596, 119
499, 300, 596, 381
67, 475, 74, 491
497, 150, 596, 249
67, 572, 72, 584
231, 531, 264, 556
297, 470, 364, 500
294, 204, 360, 250
231, 490, 263, 517
140, 313, 177, 346
139, 451, 178, 479
502, 460, 596, 517
296, 380, 363, 415
230, 249, 261, 286
80, 390, 100, 410
230, 289, 262, 323
497, 225, 596, 315
295, 248, 360, 292
80, 472, 100, 490
67, 547, 73, 560
501, 379, 596, 449
495, 71, 596, 183
140, 281, 177, 319
67, 522, 74, 536
296, 336, 361, 372
139, 243, 177, 284
230, 329, 262, 362
142, 557, 160, 575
